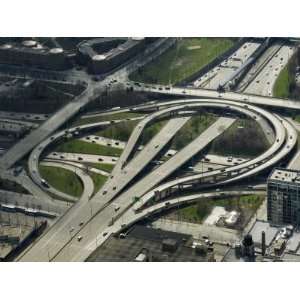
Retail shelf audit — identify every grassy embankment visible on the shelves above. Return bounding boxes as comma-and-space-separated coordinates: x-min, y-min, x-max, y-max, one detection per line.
130, 38, 235, 85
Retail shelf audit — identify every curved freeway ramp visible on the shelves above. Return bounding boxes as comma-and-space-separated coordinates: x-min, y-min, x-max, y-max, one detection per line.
16, 98, 296, 262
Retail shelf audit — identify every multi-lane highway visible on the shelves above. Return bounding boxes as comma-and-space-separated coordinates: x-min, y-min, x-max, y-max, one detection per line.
131, 83, 300, 110
193, 41, 261, 89
0, 38, 175, 171
17, 113, 235, 261
17, 92, 298, 261
1, 37, 299, 262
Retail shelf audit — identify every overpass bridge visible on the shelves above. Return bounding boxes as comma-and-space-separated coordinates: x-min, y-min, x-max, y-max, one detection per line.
17, 97, 297, 261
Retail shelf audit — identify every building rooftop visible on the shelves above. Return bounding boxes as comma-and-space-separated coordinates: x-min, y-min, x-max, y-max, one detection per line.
269, 168, 300, 184
87, 225, 214, 262
22, 40, 38, 47
49, 48, 64, 54
249, 220, 279, 247
92, 54, 106, 61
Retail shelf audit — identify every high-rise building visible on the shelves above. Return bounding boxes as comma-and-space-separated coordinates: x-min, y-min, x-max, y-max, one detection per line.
267, 168, 300, 226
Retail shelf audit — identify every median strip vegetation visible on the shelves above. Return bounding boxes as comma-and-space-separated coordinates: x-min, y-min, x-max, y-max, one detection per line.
74, 112, 144, 126
273, 49, 300, 99
90, 173, 107, 195
87, 162, 115, 173
95, 120, 140, 142
130, 38, 235, 84
170, 113, 217, 150
273, 65, 290, 98
140, 119, 168, 145
39, 165, 83, 198
54, 139, 123, 156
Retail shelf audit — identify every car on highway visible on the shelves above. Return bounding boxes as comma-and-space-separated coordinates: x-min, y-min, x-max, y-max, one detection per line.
119, 233, 126, 239
41, 179, 50, 188
13, 166, 23, 176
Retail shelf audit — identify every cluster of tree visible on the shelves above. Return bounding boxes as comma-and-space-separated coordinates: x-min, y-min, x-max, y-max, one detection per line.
210, 120, 268, 157
287, 48, 300, 100
172, 113, 212, 150
101, 121, 138, 142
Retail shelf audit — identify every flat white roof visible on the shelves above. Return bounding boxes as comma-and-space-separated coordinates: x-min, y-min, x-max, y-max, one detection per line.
92, 54, 106, 61
269, 168, 300, 183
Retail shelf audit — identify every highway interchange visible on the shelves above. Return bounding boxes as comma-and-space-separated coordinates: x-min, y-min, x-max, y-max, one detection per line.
17, 97, 297, 261
1, 37, 300, 261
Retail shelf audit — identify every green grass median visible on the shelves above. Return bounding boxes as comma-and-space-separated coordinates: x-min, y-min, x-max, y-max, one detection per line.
74, 112, 144, 126
88, 162, 115, 173
54, 139, 123, 157
39, 165, 83, 198
90, 173, 107, 194
95, 120, 140, 142
273, 65, 290, 98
